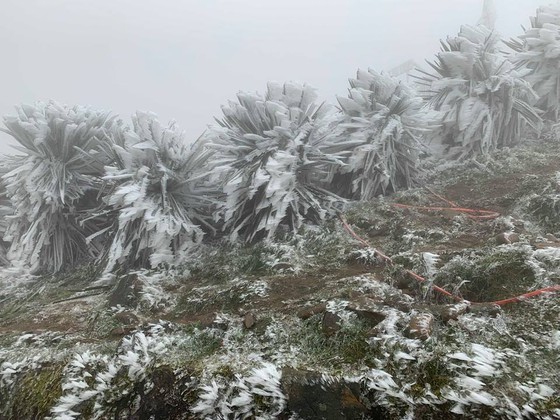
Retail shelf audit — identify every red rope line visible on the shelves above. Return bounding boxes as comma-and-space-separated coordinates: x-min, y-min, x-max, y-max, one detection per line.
490, 285, 560, 306
424, 187, 459, 208
338, 213, 560, 306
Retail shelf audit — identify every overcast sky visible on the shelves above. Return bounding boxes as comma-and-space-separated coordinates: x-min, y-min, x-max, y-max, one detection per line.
0, 0, 552, 154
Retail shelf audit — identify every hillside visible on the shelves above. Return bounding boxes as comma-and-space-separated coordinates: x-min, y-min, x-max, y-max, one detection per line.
1, 134, 559, 419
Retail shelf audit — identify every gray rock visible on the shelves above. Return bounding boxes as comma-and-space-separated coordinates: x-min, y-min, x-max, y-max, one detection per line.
470, 303, 501, 317
297, 302, 327, 320
280, 368, 383, 419
405, 313, 434, 340
440, 302, 470, 322
346, 297, 386, 326
243, 312, 256, 329
495, 232, 520, 245
114, 311, 140, 326
322, 311, 342, 336
545, 233, 559, 242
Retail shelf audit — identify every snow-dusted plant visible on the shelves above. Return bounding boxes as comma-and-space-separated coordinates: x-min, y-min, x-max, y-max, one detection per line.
206, 81, 345, 243
191, 362, 286, 418
507, 6, 560, 120
52, 329, 170, 419
0, 166, 13, 266
416, 25, 542, 160
0, 102, 117, 273
96, 111, 214, 271
330, 69, 434, 199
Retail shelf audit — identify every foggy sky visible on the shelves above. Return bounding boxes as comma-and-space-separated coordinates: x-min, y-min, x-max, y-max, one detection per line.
0, 0, 550, 154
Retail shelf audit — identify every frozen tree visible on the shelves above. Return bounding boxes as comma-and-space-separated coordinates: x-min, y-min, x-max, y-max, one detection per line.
206, 81, 344, 243
0, 166, 12, 266
0, 102, 117, 273
330, 69, 435, 200
478, 0, 497, 30
96, 112, 214, 271
507, 6, 560, 120
416, 25, 542, 160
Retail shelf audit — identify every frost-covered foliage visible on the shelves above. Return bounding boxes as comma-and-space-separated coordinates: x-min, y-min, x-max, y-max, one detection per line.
416, 25, 541, 160
51, 328, 169, 419
134, 269, 178, 310
206, 81, 344, 242
508, 6, 560, 120
97, 112, 213, 271
331, 69, 434, 199
525, 174, 560, 234
191, 363, 286, 419
0, 102, 117, 273
0, 167, 12, 266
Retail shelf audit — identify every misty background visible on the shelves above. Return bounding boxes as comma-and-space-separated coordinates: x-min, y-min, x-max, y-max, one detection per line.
0, 0, 549, 154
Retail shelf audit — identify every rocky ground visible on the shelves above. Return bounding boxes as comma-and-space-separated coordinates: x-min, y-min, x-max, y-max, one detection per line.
1, 134, 560, 419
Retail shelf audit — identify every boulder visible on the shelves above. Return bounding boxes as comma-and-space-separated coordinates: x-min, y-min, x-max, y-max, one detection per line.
495, 232, 520, 245
440, 302, 470, 322
322, 311, 342, 336
346, 297, 386, 327
470, 303, 501, 317
280, 368, 383, 419
405, 313, 434, 340
297, 302, 327, 320
114, 311, 140, 326
243, 312, 256, 329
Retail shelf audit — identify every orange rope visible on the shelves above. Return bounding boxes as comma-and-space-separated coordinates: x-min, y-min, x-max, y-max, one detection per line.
424, 186, 459, 208
338, 213, 560, 306
489, 285, 560, 306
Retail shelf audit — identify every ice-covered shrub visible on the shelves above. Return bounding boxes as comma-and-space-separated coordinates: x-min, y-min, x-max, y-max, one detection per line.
206, 81, 345, 243
508, 6, 560, 120
523, 172, 560, 233
96, 111, 214, 271
0, 167, 12, 266
416, 25, 541, 160
0, 102, 117, 273
51, 329, 170, 419
191, 363, 286, 418
330, 69, 435, 199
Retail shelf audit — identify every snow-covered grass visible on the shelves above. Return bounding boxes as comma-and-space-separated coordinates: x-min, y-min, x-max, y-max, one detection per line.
1, 278, 559, 418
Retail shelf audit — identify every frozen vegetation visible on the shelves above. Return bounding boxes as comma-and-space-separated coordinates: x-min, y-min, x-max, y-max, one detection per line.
1, 5, 560, 420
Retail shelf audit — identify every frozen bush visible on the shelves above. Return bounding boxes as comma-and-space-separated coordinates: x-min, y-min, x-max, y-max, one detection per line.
206, 81, 345, 243
1, 101, 117, 273
416, 25, 541, 160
